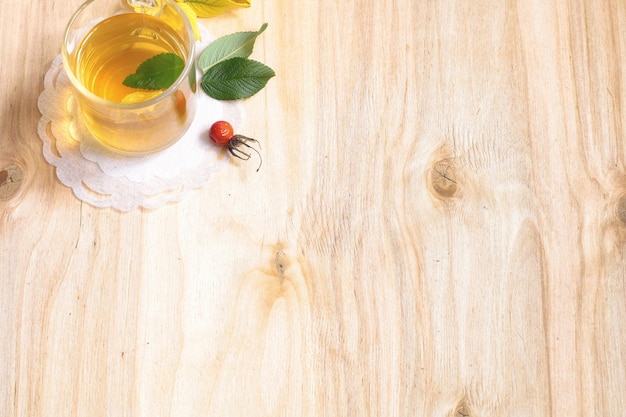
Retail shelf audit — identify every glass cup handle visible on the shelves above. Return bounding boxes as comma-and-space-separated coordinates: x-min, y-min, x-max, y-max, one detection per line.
126, 0, 164, 16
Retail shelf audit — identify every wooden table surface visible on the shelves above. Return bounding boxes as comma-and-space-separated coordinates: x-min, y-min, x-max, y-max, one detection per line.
2, 0, 625, 415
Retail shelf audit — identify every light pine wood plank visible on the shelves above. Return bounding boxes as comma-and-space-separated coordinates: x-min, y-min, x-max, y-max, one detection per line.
1, 0, 625, 416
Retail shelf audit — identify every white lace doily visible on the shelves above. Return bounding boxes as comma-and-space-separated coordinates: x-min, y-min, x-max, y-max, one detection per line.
37, 28, 242, 211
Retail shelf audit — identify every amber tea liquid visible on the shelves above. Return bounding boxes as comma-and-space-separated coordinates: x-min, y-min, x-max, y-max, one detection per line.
66, 11, 196, 154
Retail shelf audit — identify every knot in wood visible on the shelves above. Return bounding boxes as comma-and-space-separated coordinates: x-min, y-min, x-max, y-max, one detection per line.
0, 164, 23, 201
273, 244, 290, 284
455, 405, 472, 417
430, 159, 458, 199
453, 399, 474, 417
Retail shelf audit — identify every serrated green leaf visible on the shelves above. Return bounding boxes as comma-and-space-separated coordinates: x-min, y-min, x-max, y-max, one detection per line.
198, 23, 267, 72
123, 53, 185, 90
181, 0, 250, 18
200, 57, 275, 100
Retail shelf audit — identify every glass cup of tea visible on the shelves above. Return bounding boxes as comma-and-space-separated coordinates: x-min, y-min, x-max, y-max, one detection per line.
62, 0, 197, 155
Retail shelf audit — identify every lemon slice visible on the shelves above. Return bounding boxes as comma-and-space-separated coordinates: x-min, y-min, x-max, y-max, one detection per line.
160, 2, 201, 40
121, 90, 163, 104
175, 2, 200, 40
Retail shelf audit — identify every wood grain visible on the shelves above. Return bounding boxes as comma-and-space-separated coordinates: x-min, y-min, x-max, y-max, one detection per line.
1, 0, 625, 416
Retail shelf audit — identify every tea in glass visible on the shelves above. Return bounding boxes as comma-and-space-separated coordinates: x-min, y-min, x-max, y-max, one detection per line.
62, 0, 197, 154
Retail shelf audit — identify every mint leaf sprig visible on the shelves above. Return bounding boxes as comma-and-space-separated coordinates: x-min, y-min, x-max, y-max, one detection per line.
200, 57, 274, 100
122, 23, 274, 101
123, 53, 185, 90
198, 23, 275, 100
198, 22, 267, 72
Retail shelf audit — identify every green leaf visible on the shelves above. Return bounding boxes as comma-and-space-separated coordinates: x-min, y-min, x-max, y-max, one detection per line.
200, 57, 275, 100
123, 53, 185, 90
198, 23, 268, 72
181, 0, 251, 18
